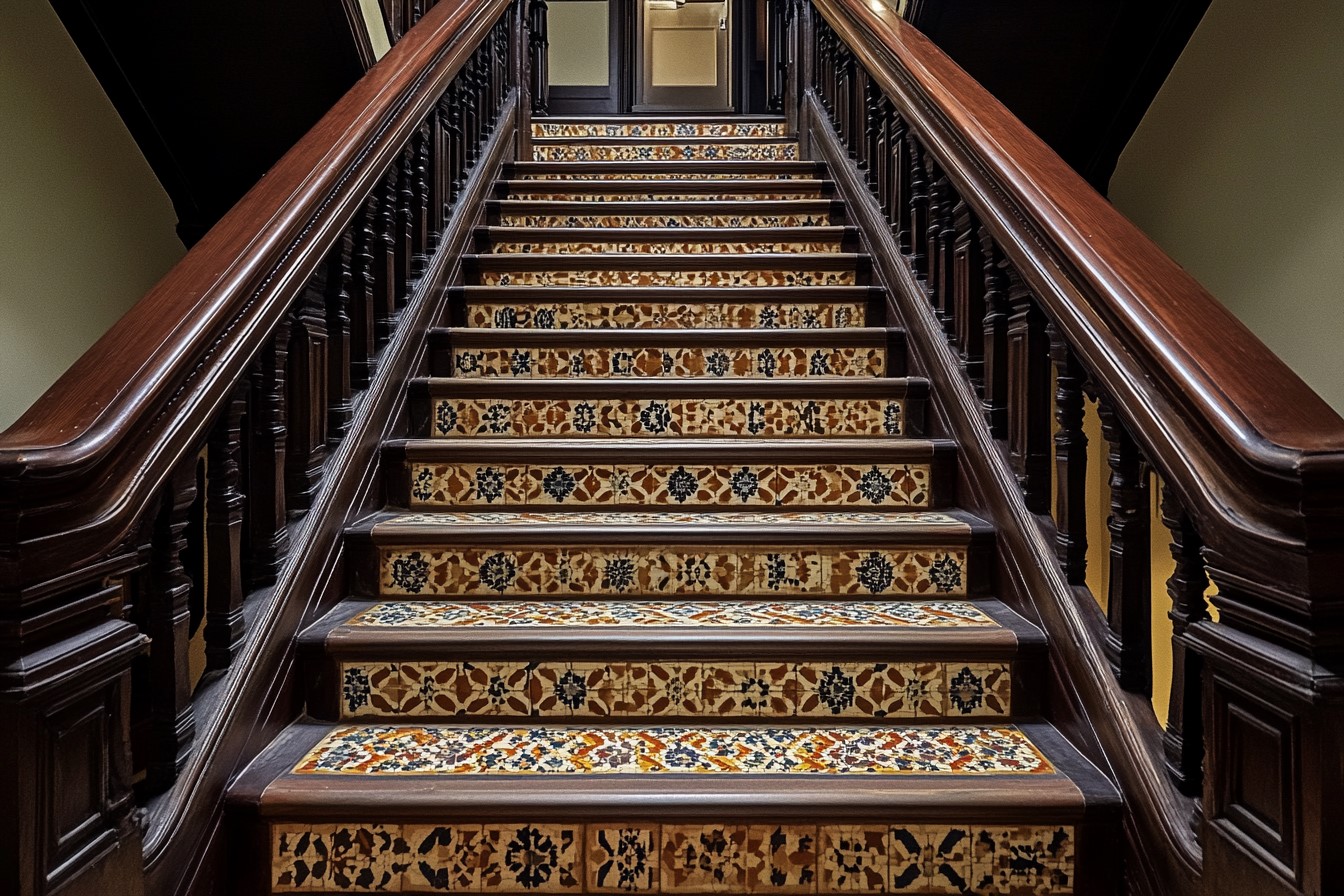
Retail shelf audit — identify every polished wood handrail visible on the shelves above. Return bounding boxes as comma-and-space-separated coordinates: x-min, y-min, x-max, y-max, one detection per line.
816, 0, 1344, 560
0, 0, 511, 576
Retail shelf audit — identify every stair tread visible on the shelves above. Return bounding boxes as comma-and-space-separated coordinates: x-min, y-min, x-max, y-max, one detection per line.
418, 377, 924, 395
437, 326, 891, 346
369, 508, 979, 534
395, 435, 950, 457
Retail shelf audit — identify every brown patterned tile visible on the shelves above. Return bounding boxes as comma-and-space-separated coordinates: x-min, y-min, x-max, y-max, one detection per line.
534, 663, 626, 717
451, 661, 533, 715
745, 826, 818, 894
660, 825, 750, 893
945, 664, 1012, 718
478, 824, 582, 892
396, 662, 459, 716
819, 827, 888, 893
746, 551, 828, 594
624, 663, 705, 716
968, 827, 1073, 894
589, 827, 660, 892
403, 825, 485, 892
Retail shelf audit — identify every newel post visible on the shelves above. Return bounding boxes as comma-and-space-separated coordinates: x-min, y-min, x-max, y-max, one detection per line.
526, 0, 548, 117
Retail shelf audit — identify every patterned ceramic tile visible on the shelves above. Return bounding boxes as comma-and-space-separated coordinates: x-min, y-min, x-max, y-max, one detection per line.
498, 193, 824, 205
292, 726, 1053, 776
447, 347, 885, 379
477, 268, 856, 288
466, 302, 864, 330
531, 122, 789, 138
499, 212, 833, 228
377, 510, 958, 528
532, 143, 799, 162
521, 171, 810, 181
944, 664, 1012, 718
271, 823, 1074, 893
428, 397, 908, 438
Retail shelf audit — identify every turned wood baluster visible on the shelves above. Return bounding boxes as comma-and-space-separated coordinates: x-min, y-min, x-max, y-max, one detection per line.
434, 93, 454, 219
204, 384, 247, 672
325, 228, 355, 442
349, 195, 378, 386
926, 165, 955, 328
461, 58, 479, 170
950, 199, 985, 390
1161, 483, 1209, 795
875, 97, 892, 220
888, 115, 907, 235
905, 133, 929, 280
767, 0, 785, 112
142, 459, 199, 792
375, 170, 399, 337
394, 146, 415, 302
528, 0, 549, 116
412, 120, 431, 271
1098, 394, 1153, 693
1049, 327, 1088, 584
978, 227, 1009, 438
247, 319, 291, 586
861, 73, 879, 186
1004, 266, 1052, 513
284, 282, 329, 516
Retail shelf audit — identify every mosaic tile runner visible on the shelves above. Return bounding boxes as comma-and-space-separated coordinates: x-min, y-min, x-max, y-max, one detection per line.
479, 267, 856, 288
272, 820, 1076, 894
409, 460, 931, 509
379, 547, 968, 598
293, 726, 1053, 776
497, 192, 825, 204
376, 510, 960, 528
449, 345, 885, 378
532, 121, 790, 138
499, 212, 834, 228
467, 302, 865, 330
344, 600, 998, 629
533, 144, 799, 162
341, 659, 1010, 720
521, 170, 816, 180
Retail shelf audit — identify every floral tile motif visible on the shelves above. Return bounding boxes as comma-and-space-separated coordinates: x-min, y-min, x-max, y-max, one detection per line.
376, 510, 958, 528
428, 397, 908, 438
447, 347, 885, 379
497, 194, 825, 206
498, 212, 833, 228
531, 122, 790, 138
477, 268, 856, 288
292, 726, 1052, 776
339, 660, 1007, 721
466, 302, 864, 330
944, 664, 1012, 718
521, 171, 811, 181
379, 547, 967, 598
532, 143, 799, 162
342, 600, 998, 629
272, 823, 1074, 893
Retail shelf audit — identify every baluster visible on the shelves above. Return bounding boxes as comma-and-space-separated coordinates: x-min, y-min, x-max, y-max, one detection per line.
767, 0, 785, 112
325, 228, 355, 441
434, 93, 454, 219
374, 170, 399, 340
927, 166, 955, 328
1161, 484, 1209, 795
413, 119, 431, 270
528, 0, 550, 116
285, 281, 329, 516
905, 133, 928, 279
394, 146, 415, 302
875, 97, 892, 218
348, 198, 377, 388
204, 383, 247, 672
247, 319, 291, 586
142, 459, 199, 791
461, 58, 479, 170
1049, 327, 1088, 583
888, 115, 907, 234
951, 199, 985, 388
863, 75, 879, 188
411, 0, 424, 27
1098, 395, 1153, 693
1004, 267, 1052, 512
978, 228, 1009, 437
447, 82, 466, 196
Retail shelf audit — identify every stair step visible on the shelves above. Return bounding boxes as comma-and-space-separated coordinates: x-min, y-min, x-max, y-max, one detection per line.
302, 596, 1042, 721
506, 160, 827, 180
465, 253, 867, 288
532, 139, 798, 162
488, 198, 843, 227
531, 119, 790, 139
389, 437, 952, 510
230, 719, 1119, 895
428, 327, 900, 379
358, 509, 989, 600
411, 377, 927, 439
477, 226, 855, 255
455, 285, 883, 330
496, 180, 832, 201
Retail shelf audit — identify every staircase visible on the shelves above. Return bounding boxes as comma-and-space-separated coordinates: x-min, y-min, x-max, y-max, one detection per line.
228, 119, 1120, 895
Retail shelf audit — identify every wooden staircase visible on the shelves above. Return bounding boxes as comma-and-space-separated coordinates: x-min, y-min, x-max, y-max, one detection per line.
226, 119, 1120, 894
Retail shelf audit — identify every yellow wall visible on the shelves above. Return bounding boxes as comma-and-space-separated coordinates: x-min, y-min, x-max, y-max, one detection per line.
1110, 0, 1344, 412
0, 0, 186, 431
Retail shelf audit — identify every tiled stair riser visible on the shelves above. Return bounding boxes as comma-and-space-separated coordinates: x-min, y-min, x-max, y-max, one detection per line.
500, 190, 826, 202
499, 213, 832, 227
428, 397, 908, 438
520, 171, 816, 180
532, 122, 791, 138
488, 239, 840, 254
467, 303, 866, 330
339, 659, 1011, 720
533, 144, 800, 162
379, 546, 968, 598
272, 820, 1075, 894
448, 346, 885, 379
479, 270, 856, 288
408, 462, 931, 509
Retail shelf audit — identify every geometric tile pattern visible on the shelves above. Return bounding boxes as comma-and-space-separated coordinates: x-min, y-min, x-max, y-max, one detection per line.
478, 268, 856, 288
338, 660, 1010, 720
343, 600, 997, 629
376, 510, 960, 527
272, 822, 1075, 893
521, 170, 817, 180
428, 396, 908, 438
408, 462, 930, 508
498, 212, 834, 228
379, 546, 969, 597
532, 121, 790, 138
495, 195, 826, 205
466, 303, 866, 330
292, 726, 1053, 775
533, 143, 799, 162
447, 346, 885, 379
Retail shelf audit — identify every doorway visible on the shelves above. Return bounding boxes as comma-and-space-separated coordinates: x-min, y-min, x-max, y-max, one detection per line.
634, 0, 732, 113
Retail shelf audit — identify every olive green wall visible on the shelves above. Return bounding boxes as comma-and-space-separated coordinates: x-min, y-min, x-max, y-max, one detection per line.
1, 0, 186, 431
1109, 0, 1344, 412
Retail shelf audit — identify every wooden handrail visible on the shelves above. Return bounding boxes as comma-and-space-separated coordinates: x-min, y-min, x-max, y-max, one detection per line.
814, 0, 1344, 641
0, 0, 510, 578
